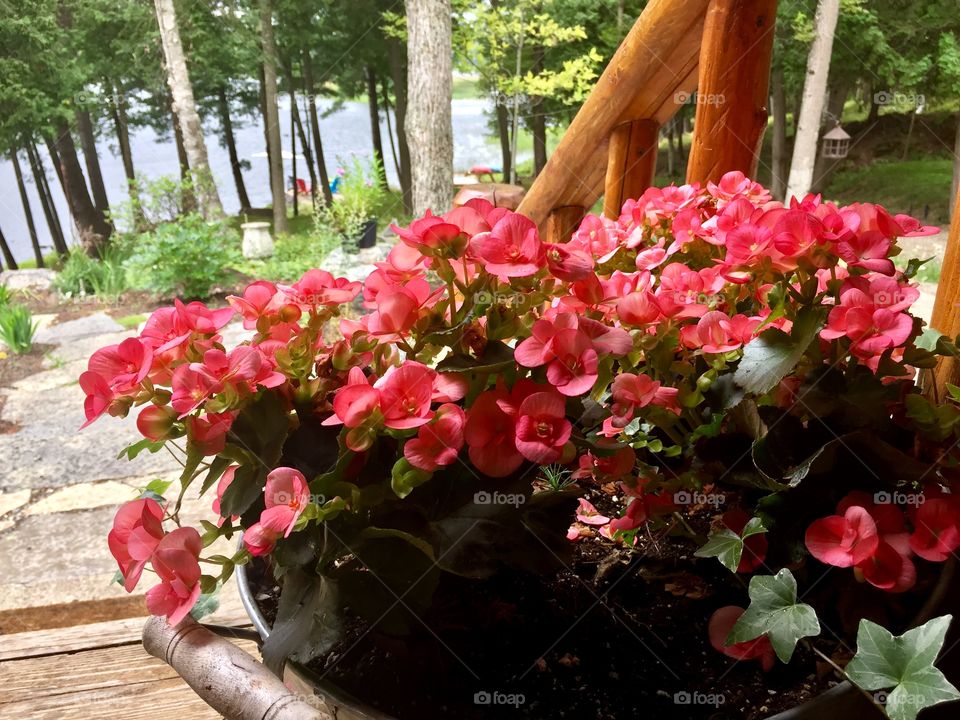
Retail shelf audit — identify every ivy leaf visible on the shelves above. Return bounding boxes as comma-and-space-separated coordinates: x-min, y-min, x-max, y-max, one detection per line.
734, 306, 825, 395
728, 568, 820, 662
845, 615, 960, 720
695, 516, 766, 573
117, 438, 164, 461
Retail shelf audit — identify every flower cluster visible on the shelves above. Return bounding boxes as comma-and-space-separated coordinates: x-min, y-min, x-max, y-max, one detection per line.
89, 170, 952, 685
806, 489, 960, 592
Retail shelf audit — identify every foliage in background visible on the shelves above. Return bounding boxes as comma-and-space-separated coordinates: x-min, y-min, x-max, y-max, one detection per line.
55, 245, 131, 299
110, 175, 201, 232
0, 303, 37, 355
322, 155, 386, 240
0, 285, 11, 308
122, 214, 239, 299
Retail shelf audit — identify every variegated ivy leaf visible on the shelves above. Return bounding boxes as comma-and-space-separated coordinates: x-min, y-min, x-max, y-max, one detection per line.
728, 568, 819, 663
845, 615, 959, 720
694, 516, 766, 573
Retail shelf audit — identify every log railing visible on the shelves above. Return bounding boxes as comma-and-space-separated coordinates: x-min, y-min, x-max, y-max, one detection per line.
517, 0, 776, 232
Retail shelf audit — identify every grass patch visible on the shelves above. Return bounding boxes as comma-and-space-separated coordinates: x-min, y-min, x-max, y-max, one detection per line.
825, 158, 954, 225
116, 313, 147, 330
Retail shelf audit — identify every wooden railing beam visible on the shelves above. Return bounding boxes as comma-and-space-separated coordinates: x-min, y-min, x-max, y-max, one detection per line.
685, 0, 778, 185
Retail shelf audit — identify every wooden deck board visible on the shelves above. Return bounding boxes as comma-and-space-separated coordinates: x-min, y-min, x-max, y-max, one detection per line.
0, 606, 259, 719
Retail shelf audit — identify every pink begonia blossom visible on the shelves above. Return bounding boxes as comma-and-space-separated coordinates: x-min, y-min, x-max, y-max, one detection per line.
260, 467, 311, 537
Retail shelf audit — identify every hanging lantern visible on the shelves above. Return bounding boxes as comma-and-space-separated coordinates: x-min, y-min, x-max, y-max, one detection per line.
821, 125, 851, 159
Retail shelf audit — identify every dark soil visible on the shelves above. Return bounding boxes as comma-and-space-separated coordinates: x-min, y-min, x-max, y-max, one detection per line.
249, 496, 853, 720
0, 342, 55, 391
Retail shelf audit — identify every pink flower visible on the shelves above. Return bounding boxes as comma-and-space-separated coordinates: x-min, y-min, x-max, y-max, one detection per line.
708, 606, 775, 670
805, 505, 879, 567
260, 467, 310, 538
469, 213, 545, 278
145, 527, 203, 625
79, 371, 118, 428
187, 412, 235, 455
136, 404, 178, 441
514, 391, 571, 464
87, 337, 154, 393
464, 382, 538, 477
607, 482, 675, 535
404, 403, 466, 471
283, 269, 361, 309
228, 280, 300, 331
681, 311, 761, 354
575, 498, 611, 526
376, 362, 437, 430
820, 280, 915, 362
243, 522, 280, 556
212, 465, 238, 527
616, 291, 661, 326
909, 499, 960, 562
515, 314, 631, 397
108, 498, 166, 592
544, 243, 594, 281
391, 211, 471, 258
365, 281, 438, 341
610, 373, 680, 427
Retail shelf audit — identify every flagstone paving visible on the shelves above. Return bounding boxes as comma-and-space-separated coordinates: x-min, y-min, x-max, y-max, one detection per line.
0, 310, 251, 631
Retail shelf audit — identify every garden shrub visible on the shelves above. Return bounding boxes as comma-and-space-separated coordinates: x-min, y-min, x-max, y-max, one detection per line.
0, 304, 38, 355
123, 214, 240, 299
55, 245, 130, 299
322, 155, 385, 241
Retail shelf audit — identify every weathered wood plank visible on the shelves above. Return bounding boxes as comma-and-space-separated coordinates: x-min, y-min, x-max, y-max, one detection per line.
518, 0, 711, 227
603, 119, 659, 219
686, 0, 778, 185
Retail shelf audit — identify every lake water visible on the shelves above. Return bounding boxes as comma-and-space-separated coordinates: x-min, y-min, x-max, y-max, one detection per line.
0, 97, 509, 263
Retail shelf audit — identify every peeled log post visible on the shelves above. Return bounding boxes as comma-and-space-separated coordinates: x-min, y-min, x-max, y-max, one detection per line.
544, 206, 584, 244
603, 119, 659, 219
928, 190, 960, 394
142, 616, 329, 720
685, 0, 778, 185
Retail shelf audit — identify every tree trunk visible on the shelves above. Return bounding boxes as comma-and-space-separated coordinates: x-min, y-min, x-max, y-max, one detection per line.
10, 147, 44, 267
259, 0, 288, 234
301, 49, 332, 206
290, 84, 298, 218
0, 225, 18, 270
49, 121, 112, 255
387, 38, 413, 213
785, 0, 839, 201
366, 66, 388, 184
217, 87, 252, 212
811, 81, 850, 194
866, 85, 881, 125
902, 110, 917, 162
285, 68, 319, 208
951, 110, 960, 221
665, 123, 676, 178
75, 109, 110, 217
154, 0, 223, 219
27, 141, 67, 256
108, 82, 144, 224
382, 78, 402, 186
406, 0, 453, 215
169, 96, 198, 214
531, 43, 547, 178
495, 101, 512, 183
770, 63, 788, 200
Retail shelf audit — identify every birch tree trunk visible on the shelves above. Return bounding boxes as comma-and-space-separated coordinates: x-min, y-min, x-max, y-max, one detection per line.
259, 0, 289, 234
784, 0, 839, 202
154, 0, 223, 220
770, 63, 787, 201
405, 0, 453, 215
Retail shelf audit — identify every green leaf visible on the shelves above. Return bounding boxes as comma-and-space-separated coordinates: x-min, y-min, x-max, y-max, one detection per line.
728, 568, 820, 663
117, 438, 164, 461
695, 517, 766, 573
390, 458, 433, 499
845, 616, 960, 720
734, 306, 825, 395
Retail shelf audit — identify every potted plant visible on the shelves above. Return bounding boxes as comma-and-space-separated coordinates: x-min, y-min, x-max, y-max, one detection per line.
88, 172, 960, 719
322, 156, 385, 249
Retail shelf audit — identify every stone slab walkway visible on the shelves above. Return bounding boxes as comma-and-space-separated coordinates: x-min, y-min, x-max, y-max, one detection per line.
0, 311, 250, 631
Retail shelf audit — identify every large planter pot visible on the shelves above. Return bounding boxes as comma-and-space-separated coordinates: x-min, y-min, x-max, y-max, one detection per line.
359, 218, 378, 249
236, 557, 923, 720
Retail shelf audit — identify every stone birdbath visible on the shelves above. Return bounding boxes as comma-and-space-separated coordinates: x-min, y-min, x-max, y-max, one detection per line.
241, 221, 274, 260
